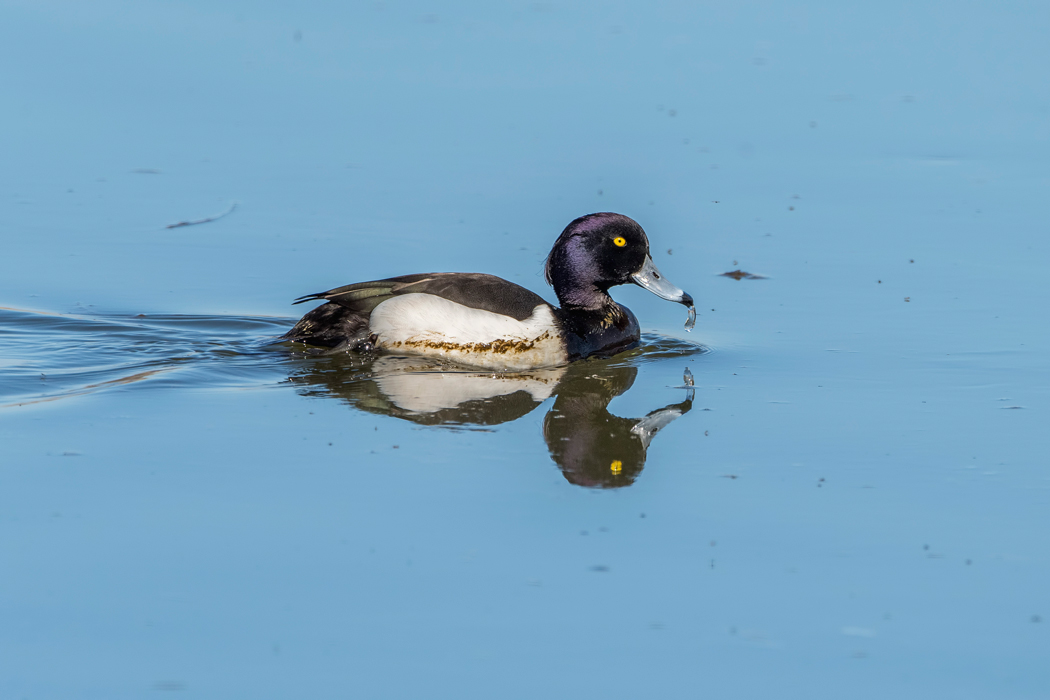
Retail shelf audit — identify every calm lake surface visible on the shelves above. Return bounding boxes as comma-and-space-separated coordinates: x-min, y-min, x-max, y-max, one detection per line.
2, 2, 1048, 698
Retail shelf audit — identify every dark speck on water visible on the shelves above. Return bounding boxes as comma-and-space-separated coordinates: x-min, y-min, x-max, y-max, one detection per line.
720, 270, 767, 280
166, 202, 238, 229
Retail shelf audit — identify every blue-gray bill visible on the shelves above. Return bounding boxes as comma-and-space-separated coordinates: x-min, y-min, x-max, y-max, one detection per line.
630, 255, 697, 331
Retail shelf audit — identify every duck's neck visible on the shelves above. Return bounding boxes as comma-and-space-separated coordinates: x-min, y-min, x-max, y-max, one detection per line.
553, 298, 640, 361
553, 275, 612, 311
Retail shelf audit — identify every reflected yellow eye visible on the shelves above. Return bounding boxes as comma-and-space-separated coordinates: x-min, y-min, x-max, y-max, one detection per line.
610, 460, 623, 474
613, 236, 627, 247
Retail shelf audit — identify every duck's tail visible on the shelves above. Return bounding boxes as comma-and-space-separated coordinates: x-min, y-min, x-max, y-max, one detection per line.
282, 302, 371, 349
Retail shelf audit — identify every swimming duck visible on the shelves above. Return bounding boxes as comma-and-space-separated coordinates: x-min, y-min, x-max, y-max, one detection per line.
283, 212, 694, 370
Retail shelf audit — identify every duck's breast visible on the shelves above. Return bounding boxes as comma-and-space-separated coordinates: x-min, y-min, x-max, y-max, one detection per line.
370, 293, 569, 370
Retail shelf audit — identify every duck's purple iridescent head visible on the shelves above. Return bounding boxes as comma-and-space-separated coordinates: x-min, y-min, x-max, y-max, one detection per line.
543, 213, 693, 314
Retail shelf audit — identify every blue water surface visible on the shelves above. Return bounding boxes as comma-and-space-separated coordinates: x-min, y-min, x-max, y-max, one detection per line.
2, 1, 1049, 698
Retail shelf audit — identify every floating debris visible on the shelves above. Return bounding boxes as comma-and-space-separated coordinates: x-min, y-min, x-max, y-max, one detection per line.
166, 202, 238, 229
720, 270, 767, 281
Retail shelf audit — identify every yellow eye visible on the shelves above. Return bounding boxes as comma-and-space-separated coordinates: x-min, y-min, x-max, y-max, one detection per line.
610, 460, 623, 474
613, 236, 627, 247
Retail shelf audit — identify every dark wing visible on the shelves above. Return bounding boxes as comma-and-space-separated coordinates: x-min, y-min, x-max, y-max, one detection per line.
283, 273, 551, 348
293, 273, 550, 322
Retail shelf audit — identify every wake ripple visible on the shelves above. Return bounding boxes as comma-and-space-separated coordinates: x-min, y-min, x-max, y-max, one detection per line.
0, 307, 709, 407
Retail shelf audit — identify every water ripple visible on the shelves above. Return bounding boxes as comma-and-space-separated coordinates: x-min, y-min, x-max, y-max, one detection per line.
0, 307, 708, 408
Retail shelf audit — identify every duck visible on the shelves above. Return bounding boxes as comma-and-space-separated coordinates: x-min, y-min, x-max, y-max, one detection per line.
282, 212, 695, 370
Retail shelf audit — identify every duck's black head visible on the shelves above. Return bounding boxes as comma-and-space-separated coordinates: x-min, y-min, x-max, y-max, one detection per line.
544, 212, 693, 310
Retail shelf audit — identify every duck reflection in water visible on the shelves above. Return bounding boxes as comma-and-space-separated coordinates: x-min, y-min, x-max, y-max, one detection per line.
287, 349, 697, 488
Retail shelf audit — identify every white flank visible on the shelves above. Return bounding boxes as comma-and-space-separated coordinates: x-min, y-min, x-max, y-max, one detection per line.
370, 293, 568, 370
